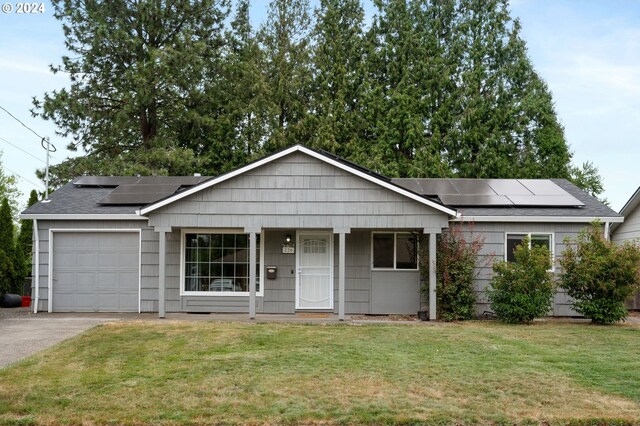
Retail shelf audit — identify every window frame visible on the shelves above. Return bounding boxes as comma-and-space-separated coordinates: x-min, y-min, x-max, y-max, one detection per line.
180, 228, 265, 297
371, 232, 419, 271
504, 232, 555, 271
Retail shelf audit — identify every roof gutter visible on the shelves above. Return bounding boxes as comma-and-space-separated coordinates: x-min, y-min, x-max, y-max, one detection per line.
19, 214, 147, 221
452, 216, 624, 223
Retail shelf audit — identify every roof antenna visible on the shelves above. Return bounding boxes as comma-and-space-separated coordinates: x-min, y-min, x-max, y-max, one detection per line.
41, 137, 57, 199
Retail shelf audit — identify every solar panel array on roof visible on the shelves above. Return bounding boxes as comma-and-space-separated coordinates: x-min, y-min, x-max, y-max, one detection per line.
391, 178, 585, 207
74, 176, 141, 187
72, 175, 211, 205
98, 184, 182, 205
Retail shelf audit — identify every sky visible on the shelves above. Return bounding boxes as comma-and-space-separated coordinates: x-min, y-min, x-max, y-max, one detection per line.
0, 0, 638, 212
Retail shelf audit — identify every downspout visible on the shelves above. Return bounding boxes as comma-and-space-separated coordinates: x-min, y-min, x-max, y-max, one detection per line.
604, 221, 610, 241
33, 219, 39, 314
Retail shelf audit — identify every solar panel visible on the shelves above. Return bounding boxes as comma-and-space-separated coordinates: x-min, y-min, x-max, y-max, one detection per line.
439, 194, 513, 206
108, 184, 181, 195
137, 176, 209, 186
98, 184, 181, 205
75, 175, 210, 188
74, 176, 141, 187
393, 178, 585, 207
507, 195, 584, 207
448, 180, 497, 195
391, 179, 423, 194
98, 193, 173, 205
487, 180, 532, 196
519, 179, 568, 196
413, 179, 459, 196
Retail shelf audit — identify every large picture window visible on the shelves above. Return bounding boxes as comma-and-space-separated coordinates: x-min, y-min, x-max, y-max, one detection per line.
372, 232, 418, 270
505, 233, 553, 264
183, 232, 261, 294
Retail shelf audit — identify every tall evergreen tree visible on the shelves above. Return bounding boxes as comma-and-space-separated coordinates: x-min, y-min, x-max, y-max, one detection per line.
32, 0, 231, 187
307, 0, 366, 157
16, 190, 39, 280
0, 151, 20, 218
223, 0, 272, 165
447, 0, 570, 178
0, 198, 16, 294
359, 0, 571, 180
360, 0, 456, 177
259, 0, 313, 151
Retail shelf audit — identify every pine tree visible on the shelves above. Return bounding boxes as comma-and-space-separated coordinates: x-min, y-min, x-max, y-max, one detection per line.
447, 0, 570, 178
359, 0, 455, 177
307, 0, 366, 157
259, 0, 313, 151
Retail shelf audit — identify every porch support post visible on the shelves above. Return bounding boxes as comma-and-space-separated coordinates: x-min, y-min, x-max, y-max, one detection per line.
429, 232, 437, 321
156, 227, 171, 319
334, 228, 350, 321
246, 227, 260, 320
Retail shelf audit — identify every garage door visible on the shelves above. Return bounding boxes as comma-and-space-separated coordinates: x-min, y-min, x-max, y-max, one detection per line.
52, 232, 140, 312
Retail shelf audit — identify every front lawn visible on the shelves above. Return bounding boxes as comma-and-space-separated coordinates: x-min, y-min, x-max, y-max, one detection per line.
0, 320, 639, 425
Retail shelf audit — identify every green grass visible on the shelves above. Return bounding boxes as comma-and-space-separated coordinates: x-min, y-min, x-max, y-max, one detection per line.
0, 320, 639, 425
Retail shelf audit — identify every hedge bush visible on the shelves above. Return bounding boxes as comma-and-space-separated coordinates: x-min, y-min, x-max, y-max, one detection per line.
421, 225, 484, 321
488, 236, 554, 324
559, 222, 640, 324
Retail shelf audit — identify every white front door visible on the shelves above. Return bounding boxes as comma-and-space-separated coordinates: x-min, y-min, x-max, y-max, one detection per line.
296, 232, 333, 309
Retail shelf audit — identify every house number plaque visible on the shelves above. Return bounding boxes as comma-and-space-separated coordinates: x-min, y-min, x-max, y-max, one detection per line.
281, 244, 295, 254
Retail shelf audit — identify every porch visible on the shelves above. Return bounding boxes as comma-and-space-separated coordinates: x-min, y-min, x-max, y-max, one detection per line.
154, 228, 439, 321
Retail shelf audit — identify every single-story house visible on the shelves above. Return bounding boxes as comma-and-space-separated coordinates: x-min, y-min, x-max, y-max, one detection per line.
611, 186, 640, 310
21, 145, 623, 319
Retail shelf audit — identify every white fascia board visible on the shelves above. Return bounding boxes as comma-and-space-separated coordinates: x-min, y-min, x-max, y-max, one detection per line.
139, 145, 458, 217
19, 214, 147, 221
619, 186, 640, 217
453, 215, 624, 223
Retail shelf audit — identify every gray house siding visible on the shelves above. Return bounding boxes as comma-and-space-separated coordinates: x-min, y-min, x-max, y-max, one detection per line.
455, 222, 586, 316
32, 220, 155, 313
144, 151, 449, 315
613, 205, 640, 244
612, 203, 640, 309
167, 229, 385, 315
147, 152, 450, 232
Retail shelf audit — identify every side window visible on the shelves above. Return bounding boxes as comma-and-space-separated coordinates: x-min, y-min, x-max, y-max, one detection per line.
372, 233, 418, 270
505, 233, 553, 264
396, 234, 417, 269
373, 233, 394, 268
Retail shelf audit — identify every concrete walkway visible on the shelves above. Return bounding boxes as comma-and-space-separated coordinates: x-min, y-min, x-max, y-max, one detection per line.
0, 313, 130, 369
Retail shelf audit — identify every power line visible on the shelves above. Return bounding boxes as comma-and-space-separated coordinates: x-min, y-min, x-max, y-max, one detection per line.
4, 166, 44, 189
0, 136, 47, 164
0, 104, 45, 140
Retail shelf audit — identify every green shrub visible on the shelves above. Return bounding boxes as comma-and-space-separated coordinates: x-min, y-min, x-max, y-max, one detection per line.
488, 237, 554, 324
559, 222, 640, 324
421, 225, 484, 321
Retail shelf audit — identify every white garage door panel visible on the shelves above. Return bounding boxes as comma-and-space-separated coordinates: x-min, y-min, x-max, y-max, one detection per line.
52, 232, 139, 312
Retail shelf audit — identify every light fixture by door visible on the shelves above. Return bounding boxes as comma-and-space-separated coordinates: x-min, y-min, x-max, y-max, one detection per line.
285, 234, 292, 243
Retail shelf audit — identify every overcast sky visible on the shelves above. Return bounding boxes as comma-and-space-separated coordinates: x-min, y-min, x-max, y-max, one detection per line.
0, 0, 638, 211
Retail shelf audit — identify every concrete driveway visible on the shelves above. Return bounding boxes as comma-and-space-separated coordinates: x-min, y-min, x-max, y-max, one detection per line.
0, 311, 153, 369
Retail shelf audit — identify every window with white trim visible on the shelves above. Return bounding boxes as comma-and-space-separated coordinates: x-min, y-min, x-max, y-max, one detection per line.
372, 232, 418, 270
505, 233, 553, 264
184, 232, 260, 293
